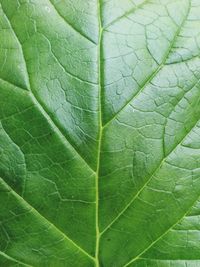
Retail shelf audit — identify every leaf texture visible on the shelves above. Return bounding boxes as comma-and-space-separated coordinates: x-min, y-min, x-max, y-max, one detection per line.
0, 0, 200, 266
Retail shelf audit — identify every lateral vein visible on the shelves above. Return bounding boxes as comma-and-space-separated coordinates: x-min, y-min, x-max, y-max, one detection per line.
0, 251, 33, 267
103, 1, 191, 128
0, 3, 95, 173
0, 4, 96, 261
48, 0, 97, 45
0, 178, 95, 261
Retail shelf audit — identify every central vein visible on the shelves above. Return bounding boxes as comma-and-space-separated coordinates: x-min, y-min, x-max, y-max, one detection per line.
95, 1, 103, 266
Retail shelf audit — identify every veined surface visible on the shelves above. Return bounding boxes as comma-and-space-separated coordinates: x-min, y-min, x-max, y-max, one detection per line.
0, 0, 200, 266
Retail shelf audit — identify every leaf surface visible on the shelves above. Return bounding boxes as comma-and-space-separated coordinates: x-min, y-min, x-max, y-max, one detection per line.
0, 0, 200, 266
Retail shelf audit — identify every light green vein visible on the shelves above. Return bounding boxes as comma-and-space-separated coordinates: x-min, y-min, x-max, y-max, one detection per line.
95, 0, 103, 266
0, 251, 32, 267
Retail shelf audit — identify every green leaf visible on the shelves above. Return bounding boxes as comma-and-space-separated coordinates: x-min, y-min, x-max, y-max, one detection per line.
0, 0, 200, 266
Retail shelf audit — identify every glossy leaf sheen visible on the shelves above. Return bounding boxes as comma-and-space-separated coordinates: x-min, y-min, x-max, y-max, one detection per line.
0, 0, 200, 266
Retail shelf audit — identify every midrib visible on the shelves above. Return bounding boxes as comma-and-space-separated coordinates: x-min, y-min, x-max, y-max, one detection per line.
95, 0, 103, 266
